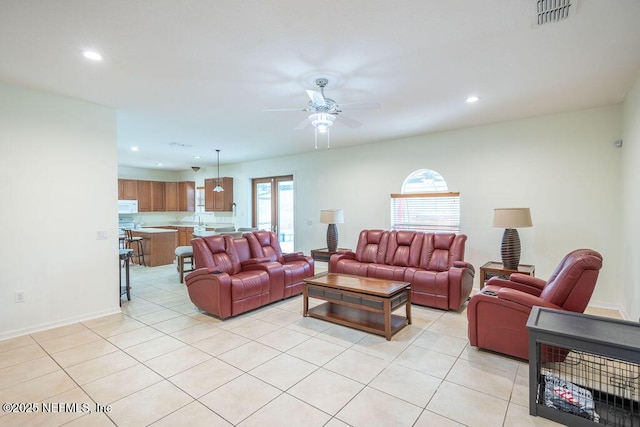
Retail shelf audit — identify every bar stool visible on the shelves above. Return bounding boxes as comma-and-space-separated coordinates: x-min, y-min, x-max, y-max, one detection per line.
125, 229, 146, 266
175, 246, 194, 283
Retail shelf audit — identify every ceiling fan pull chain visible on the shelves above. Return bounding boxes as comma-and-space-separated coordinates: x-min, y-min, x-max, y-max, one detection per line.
314, 128, 318, 150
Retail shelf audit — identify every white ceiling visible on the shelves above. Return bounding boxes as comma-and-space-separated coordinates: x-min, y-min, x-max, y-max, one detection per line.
1, 1, 639, 170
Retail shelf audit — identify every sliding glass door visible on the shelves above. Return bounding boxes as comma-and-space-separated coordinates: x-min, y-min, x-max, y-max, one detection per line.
252, 175, 294, 252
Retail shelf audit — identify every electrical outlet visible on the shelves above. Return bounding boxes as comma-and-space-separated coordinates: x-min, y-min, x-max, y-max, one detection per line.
15, 291, 25, 303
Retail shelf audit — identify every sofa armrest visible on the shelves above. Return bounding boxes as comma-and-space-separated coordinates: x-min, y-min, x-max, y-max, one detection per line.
184, 268, 233, 319
509, 273, 546, 290
241, 257, 272, 267
329, 251, 356, 273
283, 251, 304, 260
282, 252, 313, 264
497, 288, 562, 310
447, 263, 476, 310
185, 266, 223, 280
453, 261, 475, 275
486, 276, 544, 296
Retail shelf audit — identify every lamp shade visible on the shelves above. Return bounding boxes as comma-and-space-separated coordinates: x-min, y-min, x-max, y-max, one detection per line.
493, 208, 532, 229
320, 209, 344, 224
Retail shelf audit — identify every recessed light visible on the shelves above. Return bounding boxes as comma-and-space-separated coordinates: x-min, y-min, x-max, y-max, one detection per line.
466, 95, 480, 103
82, 50, 103, 61
156, 162, 163, 167
193, 155, 201, 159
131, 146, 140, 152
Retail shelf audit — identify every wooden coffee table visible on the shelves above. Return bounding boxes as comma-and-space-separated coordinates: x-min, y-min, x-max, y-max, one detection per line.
303, 273, 411, 340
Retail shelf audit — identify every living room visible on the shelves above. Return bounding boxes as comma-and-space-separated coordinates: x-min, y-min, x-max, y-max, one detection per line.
1, 1, 640, 425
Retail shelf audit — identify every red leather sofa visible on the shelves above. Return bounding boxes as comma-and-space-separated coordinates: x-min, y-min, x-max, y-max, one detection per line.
185, 232, 314, 319
467, 248, 603, 360
329, 229, 475, 311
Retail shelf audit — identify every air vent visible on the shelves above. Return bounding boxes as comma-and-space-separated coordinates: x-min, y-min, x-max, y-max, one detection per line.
533, 0, 575, 26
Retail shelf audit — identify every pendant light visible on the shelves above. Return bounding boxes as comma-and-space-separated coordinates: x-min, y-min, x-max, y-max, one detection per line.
213, 149, 224, 192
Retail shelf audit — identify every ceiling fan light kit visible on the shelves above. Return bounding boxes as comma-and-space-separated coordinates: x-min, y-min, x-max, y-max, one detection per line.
264, 77, 381, 150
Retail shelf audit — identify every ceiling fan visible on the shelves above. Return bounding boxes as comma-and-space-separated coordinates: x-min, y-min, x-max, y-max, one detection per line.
264, 78, 381, 147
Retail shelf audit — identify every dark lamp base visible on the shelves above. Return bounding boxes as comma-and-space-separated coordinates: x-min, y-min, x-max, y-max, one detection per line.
501, 228, 521, 270
327, 224, 338, 253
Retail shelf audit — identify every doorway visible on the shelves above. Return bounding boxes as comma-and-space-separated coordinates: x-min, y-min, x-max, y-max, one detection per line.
252, 175, 294, 253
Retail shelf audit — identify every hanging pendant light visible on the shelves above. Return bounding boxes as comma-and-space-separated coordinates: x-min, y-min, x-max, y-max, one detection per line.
213, 149, 224, 192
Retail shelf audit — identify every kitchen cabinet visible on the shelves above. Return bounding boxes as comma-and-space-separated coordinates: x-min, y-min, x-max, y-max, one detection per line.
179, 181, 196, 212
204, 177, 233, 212
118, 179, 138, 200
151, 181, 166, 211
164, 182, 178, 211
137, 180, 152, 212
177, 227, 193, 247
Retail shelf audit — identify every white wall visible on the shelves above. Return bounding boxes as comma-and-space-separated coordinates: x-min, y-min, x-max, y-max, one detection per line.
621, 76, 640, 321
0, 83, 119, 339
222, 106, 623, 310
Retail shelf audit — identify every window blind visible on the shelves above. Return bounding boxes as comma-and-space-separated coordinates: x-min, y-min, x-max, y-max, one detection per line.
390, 192, 460, 233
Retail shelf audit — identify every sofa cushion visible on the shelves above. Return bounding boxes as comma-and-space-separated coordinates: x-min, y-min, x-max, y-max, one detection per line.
419, 233, 458, 272
354, 229, 388, 263
230, 270, 271, 300
385, 231, 423, 267
246, 231, 284, 263
201, 235, 241, 274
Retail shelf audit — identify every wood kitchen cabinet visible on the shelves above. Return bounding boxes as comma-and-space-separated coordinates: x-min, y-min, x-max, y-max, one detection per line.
204, 177, 233, 212
164, 182, 178, 211
179, 181, 195, 212
118, 179, 138, 200
137, 180, 152, 212
151, 181, 166, 211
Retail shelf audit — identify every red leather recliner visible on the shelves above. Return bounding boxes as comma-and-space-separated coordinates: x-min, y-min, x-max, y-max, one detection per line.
467, 249, 603, 360
186, 235, 281, 319
245, 230, 314, 298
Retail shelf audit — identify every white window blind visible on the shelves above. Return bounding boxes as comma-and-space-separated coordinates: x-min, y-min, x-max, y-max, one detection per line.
390, 192, 460, 233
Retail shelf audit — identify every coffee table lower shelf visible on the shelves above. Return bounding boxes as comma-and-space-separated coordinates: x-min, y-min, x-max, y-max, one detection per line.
307, 302, 409, 340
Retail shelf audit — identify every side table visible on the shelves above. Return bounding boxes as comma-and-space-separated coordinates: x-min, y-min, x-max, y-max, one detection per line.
310, 248, 350, 263
479, 261, 535, 289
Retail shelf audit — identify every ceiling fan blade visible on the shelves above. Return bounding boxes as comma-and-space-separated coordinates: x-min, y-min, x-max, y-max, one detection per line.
336, 115, 362, 128
294, 117, 310, 130
339, 101, 382, 110
306, 89, 326, 106
261, 107, 306, 112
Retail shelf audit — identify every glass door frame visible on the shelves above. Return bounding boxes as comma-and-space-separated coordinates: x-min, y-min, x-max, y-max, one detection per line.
251, 175, 294, 244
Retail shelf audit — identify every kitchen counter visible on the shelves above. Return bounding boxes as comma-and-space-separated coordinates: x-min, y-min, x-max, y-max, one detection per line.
130, 229, 177, 267
137, 227, 178, 233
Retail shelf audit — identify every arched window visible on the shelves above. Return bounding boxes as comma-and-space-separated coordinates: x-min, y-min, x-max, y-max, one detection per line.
391, 169, 460, 233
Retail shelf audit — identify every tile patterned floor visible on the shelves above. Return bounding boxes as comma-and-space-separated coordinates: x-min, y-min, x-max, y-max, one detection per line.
0, 262, 619, 426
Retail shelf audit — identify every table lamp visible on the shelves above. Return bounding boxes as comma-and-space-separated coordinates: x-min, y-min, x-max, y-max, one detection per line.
493, 208, 532, 270
320, 209, 344, 253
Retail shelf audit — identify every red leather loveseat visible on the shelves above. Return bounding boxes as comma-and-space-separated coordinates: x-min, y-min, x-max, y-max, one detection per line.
185, 231, 314, 319
329, 229, 475, 311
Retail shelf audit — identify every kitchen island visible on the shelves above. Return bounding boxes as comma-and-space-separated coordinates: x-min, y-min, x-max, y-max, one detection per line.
130, 228, 177, 267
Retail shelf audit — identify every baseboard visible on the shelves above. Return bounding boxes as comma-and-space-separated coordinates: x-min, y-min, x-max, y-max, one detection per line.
0, 307, 122, 342
586, 300, 627, 320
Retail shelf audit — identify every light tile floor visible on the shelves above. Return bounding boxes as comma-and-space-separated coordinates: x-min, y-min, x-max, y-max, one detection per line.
0, 263, 621, 426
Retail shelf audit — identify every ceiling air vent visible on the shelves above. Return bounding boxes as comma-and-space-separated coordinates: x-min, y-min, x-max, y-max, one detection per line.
533, 0, 575, 26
